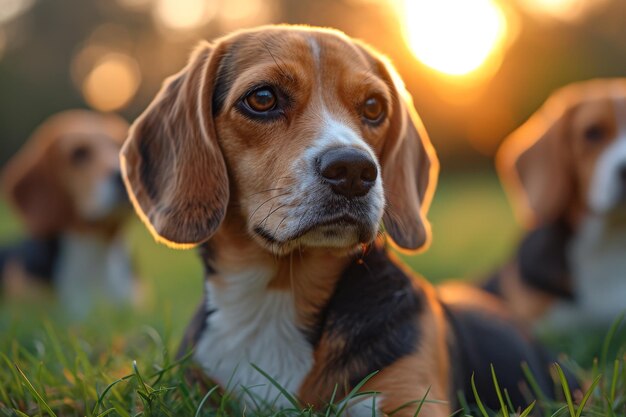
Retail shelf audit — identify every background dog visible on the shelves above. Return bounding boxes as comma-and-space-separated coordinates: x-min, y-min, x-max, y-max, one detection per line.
487, 78, 626, 331
1, 109, 137, 316
121, 25, 569, 416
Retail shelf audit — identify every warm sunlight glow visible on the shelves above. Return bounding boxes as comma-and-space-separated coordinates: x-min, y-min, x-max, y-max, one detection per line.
82, 53, 140, 112
152, 0, 217, 31
218, 0, 272, 32
0, 0, 35, 24
402, 0, 507, 76
116, 0, 152, 11
518, 0, 609, 21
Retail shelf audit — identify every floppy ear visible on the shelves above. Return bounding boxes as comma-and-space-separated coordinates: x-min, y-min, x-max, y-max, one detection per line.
121, 42, 229, 249
496, 94, 575, 227
379, 64, 439, 253
2, 139, 74, 237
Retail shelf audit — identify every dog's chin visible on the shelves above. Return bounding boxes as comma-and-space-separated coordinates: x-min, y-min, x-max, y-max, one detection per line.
251, 220, 379, 256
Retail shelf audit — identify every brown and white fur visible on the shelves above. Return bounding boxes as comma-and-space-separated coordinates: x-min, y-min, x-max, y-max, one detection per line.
1, 110, 136, 316
122, 25, 563, 416
489, 79, 626, 331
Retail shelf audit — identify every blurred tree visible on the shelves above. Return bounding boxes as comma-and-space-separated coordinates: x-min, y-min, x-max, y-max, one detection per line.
0, 0, 624, 170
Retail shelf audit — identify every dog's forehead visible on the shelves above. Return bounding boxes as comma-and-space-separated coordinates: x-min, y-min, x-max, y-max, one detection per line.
557, 79, 626, 123
31, 112, 127, 153
224, 27, 375, 76
570, 98, 626, 137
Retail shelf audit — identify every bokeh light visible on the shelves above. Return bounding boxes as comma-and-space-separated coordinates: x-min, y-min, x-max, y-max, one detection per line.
81, 53, 141, 112
401, 0, 508, 76
152, 0, 218, 31
115, 0, 152, 11
0, 0, 35, 25
517, 0, 610, 21
218, 0, 274, 32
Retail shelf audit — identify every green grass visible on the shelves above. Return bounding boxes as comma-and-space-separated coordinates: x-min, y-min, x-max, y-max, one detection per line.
1, 171, 625, 416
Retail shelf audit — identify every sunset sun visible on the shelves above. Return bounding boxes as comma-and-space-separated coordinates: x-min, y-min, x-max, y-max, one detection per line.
401, 0, 508, 76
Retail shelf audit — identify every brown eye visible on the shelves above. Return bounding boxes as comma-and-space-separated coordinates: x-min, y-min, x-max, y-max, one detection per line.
70, 145, 92, 166
362, 96, 385, 123
245, 88, 277, 113
584, 124, 606, 143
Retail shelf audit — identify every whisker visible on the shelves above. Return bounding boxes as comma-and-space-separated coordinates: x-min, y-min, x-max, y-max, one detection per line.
242, 187, 285, 199
273, 215, 289, 238
248, 192, 291, 222
260, 203, 289, 227
295, 208, 310, 236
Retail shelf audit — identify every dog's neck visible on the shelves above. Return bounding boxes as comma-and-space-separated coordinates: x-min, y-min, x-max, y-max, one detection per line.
193, 212, 370, 404
542, 212, 626, 329
203, 213, 356, 326
54, 229, 134, 317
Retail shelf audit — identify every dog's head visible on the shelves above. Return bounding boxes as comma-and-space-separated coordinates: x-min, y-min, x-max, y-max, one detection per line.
2, 110, 130, 237
497, 78, 626, 227
121, 25, 438, 255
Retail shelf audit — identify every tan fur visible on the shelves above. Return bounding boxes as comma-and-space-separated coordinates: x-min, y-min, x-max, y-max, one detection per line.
298, 296, 451, 417
495, 78, 626, 325
364, 280, 451, 417
122, 25, 443, 412
497, 263, 556, 323
2, 110, 129, 237
497, 78, 626, 227
121, 25, 439, 254
121, 44, 229, 248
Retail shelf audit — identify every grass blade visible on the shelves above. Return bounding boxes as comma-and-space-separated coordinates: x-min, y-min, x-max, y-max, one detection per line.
521, 362, 548, 406
15, 364, 57, 417
609, 359, 619, 404
92, 374, 135, 415
412, 386, 431, 417
518, 401, 536, 417
600, 313, 625, 371
194, 385, 220, 417
471, 374, 489, 417
335, 371, 379, 416
554, 363, 575, 417
490, 364, 509, 417
574, 374, 601, 417
251, 363, 301, 409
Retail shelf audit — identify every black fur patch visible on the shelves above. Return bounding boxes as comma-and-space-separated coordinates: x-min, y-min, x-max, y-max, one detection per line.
309, 246, 424, 387
212, 46, 238, 116
0, 237, 59, 290
197, 242, 216, 275
177, 244, 216, 359
445, 302, 555, 413
177, 293, 214, 359
253, 225, 279, 244
518, 220, 573, 299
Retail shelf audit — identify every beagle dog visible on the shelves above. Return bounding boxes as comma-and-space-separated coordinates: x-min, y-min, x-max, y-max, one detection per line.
122, 25, 562, 416
488, 79, 626, 331
1, 110, 136, 315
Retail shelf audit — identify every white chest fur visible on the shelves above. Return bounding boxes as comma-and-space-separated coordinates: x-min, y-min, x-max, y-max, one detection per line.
194, 267, 314, 407
54, 233, 135, 317
543, 216, 626, 330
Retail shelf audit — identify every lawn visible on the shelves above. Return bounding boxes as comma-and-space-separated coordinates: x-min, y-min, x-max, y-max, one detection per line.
0, 171, 624, 416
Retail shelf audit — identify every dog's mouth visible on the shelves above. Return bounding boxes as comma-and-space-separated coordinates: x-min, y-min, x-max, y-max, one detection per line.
253, 213, 376, 249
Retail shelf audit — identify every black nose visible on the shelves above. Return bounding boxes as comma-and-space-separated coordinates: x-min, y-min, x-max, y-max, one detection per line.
318, 148, 378, 198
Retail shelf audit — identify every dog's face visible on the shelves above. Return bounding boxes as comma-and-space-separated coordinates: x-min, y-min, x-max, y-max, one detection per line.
3, 110, 130, 236
498, 79, 626, 226
122, 25, 438, 255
